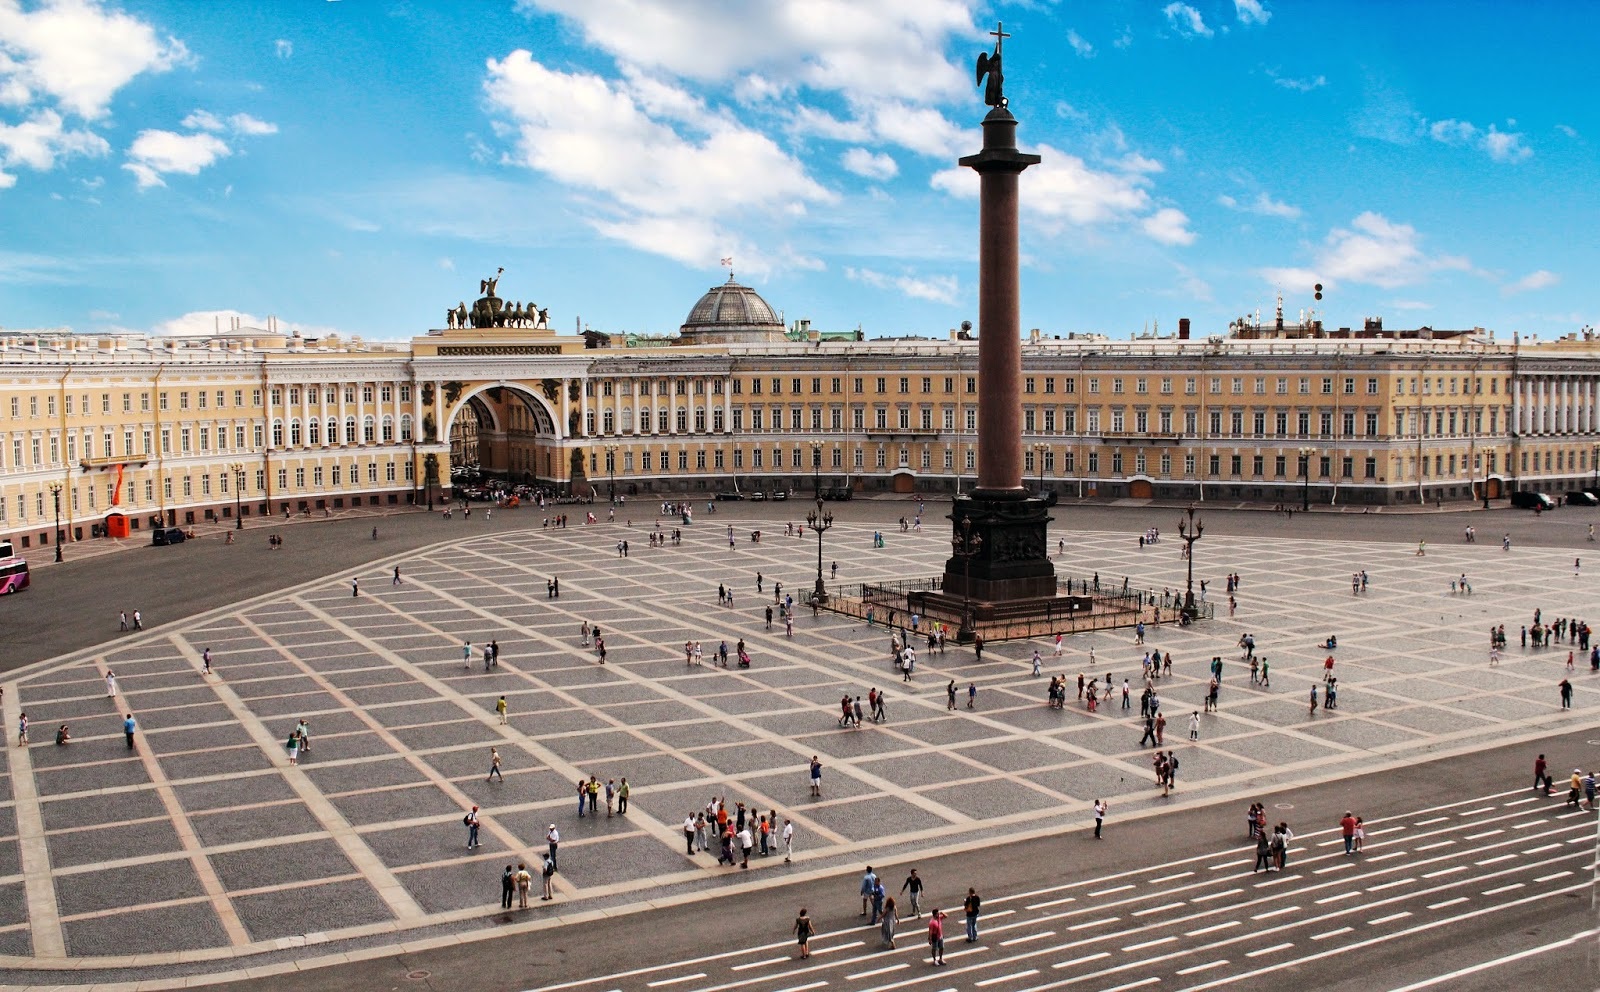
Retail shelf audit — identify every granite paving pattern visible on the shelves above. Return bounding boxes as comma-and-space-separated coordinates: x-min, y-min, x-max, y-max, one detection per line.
2, 509, 1597, 970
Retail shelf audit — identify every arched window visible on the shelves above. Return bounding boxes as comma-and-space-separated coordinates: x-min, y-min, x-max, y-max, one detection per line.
308, 419, 321, 445
289, 419, 302, 446
326, 418, 337, 445
400, 415, 413, 441
620, 408, 633, 433
381, 415, 393, 442
676, 407, 688, 432
362, 416, 375, 443
271, 419, 283, 447
344, 417, 357, 444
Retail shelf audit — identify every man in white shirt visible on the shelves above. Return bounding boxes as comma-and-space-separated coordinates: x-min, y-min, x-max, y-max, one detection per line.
546, 824, 560, 870
683, 815, 697, 855
737, 825, 754, 868
782, 818, 795, 862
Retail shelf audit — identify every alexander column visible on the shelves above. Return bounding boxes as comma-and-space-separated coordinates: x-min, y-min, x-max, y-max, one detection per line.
943, 23, 1057, 623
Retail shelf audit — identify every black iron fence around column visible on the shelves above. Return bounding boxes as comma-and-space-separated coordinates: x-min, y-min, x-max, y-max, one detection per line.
812, 575, 1213, 641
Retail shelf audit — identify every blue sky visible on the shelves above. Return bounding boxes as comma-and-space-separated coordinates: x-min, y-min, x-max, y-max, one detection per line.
0, 0, 1594, 341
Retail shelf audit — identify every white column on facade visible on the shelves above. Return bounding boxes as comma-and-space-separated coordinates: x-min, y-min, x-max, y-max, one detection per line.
1568, 378, 1577, 433
579, 375, 590, 440
724, 376, 733, 435
555, 378, 567, 441
668, 379, 678, 436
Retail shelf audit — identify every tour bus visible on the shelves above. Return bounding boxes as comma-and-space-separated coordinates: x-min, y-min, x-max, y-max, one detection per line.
0, 556, 30, 595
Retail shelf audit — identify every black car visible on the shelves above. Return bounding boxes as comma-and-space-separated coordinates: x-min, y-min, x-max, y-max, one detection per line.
1566, 491, 1598, 506
770, 491, 789, 501
715, 492, 745, 501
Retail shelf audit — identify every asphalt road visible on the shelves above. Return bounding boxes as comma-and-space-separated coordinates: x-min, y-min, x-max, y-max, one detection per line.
213, 726, 1600, 992
4, 496, 1597, 672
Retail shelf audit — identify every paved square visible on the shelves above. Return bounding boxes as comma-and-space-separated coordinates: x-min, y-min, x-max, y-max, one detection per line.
2, 511, 1596, 971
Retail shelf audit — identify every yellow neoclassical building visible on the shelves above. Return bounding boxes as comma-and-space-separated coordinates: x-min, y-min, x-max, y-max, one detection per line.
4, 276, 1600, 554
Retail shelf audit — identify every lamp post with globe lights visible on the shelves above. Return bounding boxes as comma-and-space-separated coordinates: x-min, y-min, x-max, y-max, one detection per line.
49, 482, 63, 562
231, 462, 245, 528
952, 515, 983, 643
604, 443, 618, 504
1178, 504, 1204, 621
1298, 446, 1315, 512
806, 440, 833, 604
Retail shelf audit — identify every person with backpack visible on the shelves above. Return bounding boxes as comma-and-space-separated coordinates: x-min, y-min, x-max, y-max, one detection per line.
541, 852, 557, 900
463, 806, 480, 849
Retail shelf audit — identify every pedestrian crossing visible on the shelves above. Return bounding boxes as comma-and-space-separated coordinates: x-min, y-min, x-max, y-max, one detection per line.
529, 787, 1596, 992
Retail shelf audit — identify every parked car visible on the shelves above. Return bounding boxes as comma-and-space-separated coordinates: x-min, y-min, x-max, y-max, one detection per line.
1565, 491, 1598, 506
822, 486, 854, 501
151, 527, 187, 546
1510, 491, 1557, 510
748, 491, 766, 501
715, 491, 745, 501
770, 490, 789, 501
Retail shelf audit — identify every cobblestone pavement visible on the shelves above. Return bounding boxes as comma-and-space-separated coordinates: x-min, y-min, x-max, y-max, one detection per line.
2, 513, 1597, 979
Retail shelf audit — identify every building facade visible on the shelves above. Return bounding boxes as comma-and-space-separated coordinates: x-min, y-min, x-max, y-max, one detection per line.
4, 277, 1600, 554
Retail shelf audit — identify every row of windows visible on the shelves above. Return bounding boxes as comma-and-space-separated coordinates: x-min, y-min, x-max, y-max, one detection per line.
269, 385, 411, 407
6, 388, 264, 420
0, 459, 414, 522
270, 415, 413, 447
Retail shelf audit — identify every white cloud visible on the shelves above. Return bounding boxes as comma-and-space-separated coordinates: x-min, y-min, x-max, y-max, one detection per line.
484, 51, 833, 272
1260, 212, 1470, 290
122, 128, 230, 188
1502, 269, 1559, 296
865, 101, 968, 158
934, 142, 1189, 250
1217, 190, 1300, 219
1427, 118, 1531, 162
1386, 299, 1432, 311
228, 112, 277, 136
0, 0, 189, 119
1555, 123, 1579, 139
274, 38, 293, 59
841, 147, 897, 181
1163, 3, 1213, 38
522, 0, 973, 105
1234, 0, 1271, 25
784, 104, 872, 144
0, 109, 108, 176
1142, 207, 1196, 246
181, 109, 225, 132
845, 265, 957, 304
1480, 125, 1530, 163
1113, 25, 1133, 49
1067, 29, 1094, 58
437, 257, 455, 271
152, 309, 343, 338
1273, 73, 1326, 92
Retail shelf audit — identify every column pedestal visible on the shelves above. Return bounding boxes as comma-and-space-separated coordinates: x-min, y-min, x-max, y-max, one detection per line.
942, 492, 1057, 601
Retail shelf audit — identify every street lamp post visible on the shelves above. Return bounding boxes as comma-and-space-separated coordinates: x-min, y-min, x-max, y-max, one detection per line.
806, 440, 833, 605
1298, 446, 1314, 512
1482, 452, 1492, 510
423, 453, 437, 511
48, 482, 63, 562
952, 515, 982, 643
1592, 444, 1598, 493
231, 462, 245, 528
1033, 441, 1047, 495
604, 443, 618, 504
1178, 504, 1204, 620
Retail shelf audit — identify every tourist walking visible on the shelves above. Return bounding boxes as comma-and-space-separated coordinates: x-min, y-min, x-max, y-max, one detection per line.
795, 908, 814, 959
464, 806, 480, 848
1092, 798, 1107, 838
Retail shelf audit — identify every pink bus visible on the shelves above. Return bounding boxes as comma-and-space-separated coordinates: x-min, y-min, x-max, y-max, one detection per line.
0, 556, 30, 595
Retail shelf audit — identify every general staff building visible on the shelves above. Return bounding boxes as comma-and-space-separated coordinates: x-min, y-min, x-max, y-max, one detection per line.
3, 275, 1599, 554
